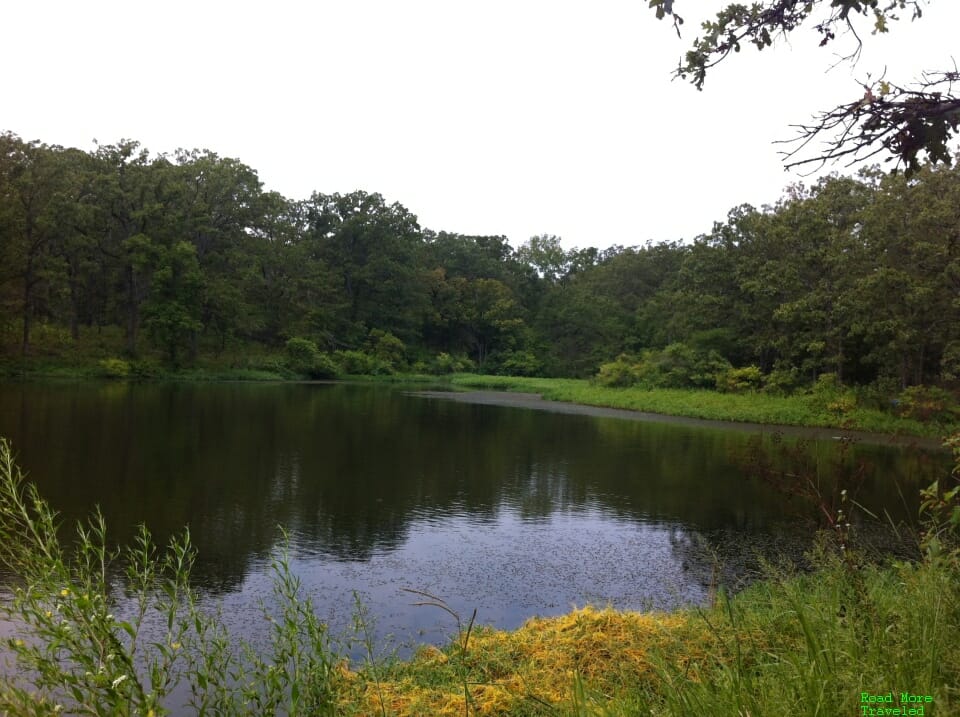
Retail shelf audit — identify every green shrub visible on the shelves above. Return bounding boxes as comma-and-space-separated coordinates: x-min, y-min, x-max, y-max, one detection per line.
896, 385, 960, 424
941, 341, 960, 383
128, 359, 162, 379
716, 365, 763, 393
595, 354, 641, 387
333, 350, 392, 375
284, 337, 320, 375
812, 372, 838, 392
596, 346, 734, 390
919, 436, 960, 565
806, 372, 858, 417
762, 364, 802, 395
431, 352, 475, 374
97, 357, 131, 379
488, 349, 542, 377
309, 353, 340, 379
854, 376, 903, 411
366, 329, 406, 370
281, 339, 341, 378
657, 344, 731, 389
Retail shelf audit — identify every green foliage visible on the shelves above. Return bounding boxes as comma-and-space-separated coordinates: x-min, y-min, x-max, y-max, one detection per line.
310, 353, 341, 380
807, 372, 858, 419
810, 372, 841, 398
97, 357, 131, 379
715, 365, 762, 393
452, 374, 950, 436
595, 354, 641, 388
0, 437, 345, 716
941, 341, 960, 383
141, 242, 203, 367
333, 350, 392, 376
285, 337, 320, 372
284, 338, 339, 379
515, 234, 570, 282
430, 352, 475, 375
761, 364, 802, 395
896, 385, 960, 425
485, 349, 542, 377
6, 132, 960, 403
919, 433, 960, 565
653, 343, 732, 389
596, 344, 733, 390
365, 329, 406, 370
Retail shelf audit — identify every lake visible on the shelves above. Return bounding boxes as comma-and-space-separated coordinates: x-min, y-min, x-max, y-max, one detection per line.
0, 381, 948, 655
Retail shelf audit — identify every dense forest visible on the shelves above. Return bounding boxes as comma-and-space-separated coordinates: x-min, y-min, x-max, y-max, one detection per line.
2, 130, 959, 394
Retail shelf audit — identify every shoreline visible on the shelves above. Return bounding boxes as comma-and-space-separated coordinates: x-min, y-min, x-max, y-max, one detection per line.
1, 366, 954, 443
407, 388, 947, 449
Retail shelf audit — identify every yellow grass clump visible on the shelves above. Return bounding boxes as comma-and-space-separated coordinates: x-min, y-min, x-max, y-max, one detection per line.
340, 605, 730, 716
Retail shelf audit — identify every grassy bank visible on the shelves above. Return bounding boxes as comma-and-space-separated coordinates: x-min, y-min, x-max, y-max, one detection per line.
2, 351, 955, 437
449, 374, 954, 438
338, 554, 960, 716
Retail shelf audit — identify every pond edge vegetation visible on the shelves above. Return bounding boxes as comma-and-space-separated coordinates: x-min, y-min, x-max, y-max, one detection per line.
0, 435, 958, 716
4, 370, 953, 441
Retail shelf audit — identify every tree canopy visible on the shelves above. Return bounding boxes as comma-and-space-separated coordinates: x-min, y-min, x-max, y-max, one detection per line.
2, 130, 960, 395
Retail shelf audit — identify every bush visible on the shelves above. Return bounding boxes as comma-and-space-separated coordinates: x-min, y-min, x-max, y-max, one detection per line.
282, 338, 340, 379
810, 372, 841, 398
595, 354, 641, 387
654, 344, 731, 389
309, 353, 340, 379
716, 365, 763, 393
896, 385, 960, 424
596, 345, 733, 390
366, 330, 406, 370
941, 341, 960, 383
97, 357, 131, 379
488, 349, 542, 377
284, 337, 320, 374
333, 350, 392, 376
854, 376, 903, 411
762, 364, 802, 395
431, 352, 475, 375
807, 372, 858, 417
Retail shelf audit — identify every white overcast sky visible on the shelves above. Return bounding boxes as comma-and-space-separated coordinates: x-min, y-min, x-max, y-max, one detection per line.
4, 1, 958, 249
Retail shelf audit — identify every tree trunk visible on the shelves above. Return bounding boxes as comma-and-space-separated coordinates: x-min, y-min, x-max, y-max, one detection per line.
125, 265, 139, 355
68, 263, 80, 341
21, 261, 34, 356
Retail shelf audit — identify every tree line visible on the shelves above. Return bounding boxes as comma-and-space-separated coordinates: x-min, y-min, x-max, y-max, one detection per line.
2, 131, 959, 391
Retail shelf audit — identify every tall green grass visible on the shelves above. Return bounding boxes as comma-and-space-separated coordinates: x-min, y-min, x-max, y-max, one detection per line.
0, 437, 343, 716
450, 374, 949, 438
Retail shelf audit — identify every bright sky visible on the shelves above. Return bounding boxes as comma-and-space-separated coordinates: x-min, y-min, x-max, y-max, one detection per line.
4, 1, 957, 250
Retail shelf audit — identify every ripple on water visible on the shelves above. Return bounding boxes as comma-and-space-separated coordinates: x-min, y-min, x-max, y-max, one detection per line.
200, 505, 721, 660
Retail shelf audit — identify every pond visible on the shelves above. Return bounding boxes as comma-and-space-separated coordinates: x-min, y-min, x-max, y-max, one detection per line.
0, 381, 948, 656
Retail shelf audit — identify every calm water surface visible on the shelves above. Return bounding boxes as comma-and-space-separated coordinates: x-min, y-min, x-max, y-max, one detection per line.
0, 381, 948, 654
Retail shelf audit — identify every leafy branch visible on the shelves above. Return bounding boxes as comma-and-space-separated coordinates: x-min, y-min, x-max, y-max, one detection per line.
778, 67, 960, 174
649, 1, 959, 173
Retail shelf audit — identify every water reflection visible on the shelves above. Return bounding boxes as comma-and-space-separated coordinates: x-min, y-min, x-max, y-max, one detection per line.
0, 381, 950, 649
